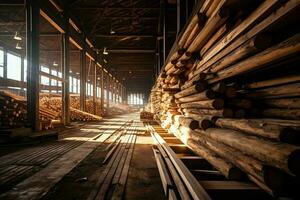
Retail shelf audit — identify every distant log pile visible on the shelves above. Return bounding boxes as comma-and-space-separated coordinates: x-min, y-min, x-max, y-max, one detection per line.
0, 91, 103, 130
149, 0, 300, 197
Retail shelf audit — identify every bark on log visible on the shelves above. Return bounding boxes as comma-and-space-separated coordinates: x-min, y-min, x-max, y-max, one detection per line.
262, 98, 300, 109
178, 90, 215, 103
188, 139, 244, 180
215, 118, 300, 145
208, 33, 300, 84
261, 108, 300, 120
245, 83, 300, 99
175, 82, 207, 99
190, 131, 293, 192
198, 127, 300, 176
180, 99, 224, 110
244, 74, 300, 89
182, 108, 234, 118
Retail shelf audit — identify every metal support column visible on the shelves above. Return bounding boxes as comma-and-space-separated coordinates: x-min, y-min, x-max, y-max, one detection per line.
93, 62, 97, 114
162, 0, 166, 62
106, 73, 110, 108
100, 68, 104, 112
176, 0, 181, 36
62, 20, 70, 125
80, 50, 86, 111
26, 1, 40, 131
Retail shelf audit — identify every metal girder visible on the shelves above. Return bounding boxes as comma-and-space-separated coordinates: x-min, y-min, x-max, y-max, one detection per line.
73, 7, 160, 10
26, 0, 40, 131
94, 34, 156, 38
107, 49, 156, 53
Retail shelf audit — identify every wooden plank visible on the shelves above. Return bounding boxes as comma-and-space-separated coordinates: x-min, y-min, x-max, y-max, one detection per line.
168, 188, 178, 200
199, 180, 259, 190
165, 157, 191, 200
0, 138, 102, 199
152, 147, 173, 194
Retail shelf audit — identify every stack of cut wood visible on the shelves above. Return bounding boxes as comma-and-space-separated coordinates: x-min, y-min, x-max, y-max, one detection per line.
70, 107, 102, 122
70, 94, 103, 116
0, 90, 27, 129
39, 94, 103, 122
140, 111, 154, 120
149, 0, 300, 198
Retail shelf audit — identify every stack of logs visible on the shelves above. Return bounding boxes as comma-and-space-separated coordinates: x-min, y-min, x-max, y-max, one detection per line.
149, 0, 300, 198
39, 94, 102, 122
0, 90, 27, 129
0, 91, 103, 130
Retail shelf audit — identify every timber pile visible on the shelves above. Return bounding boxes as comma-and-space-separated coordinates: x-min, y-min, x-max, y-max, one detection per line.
39, 95, 102, 122
70, 95, 102, 116
104, 104, 132, 116
0, 90, 27, 129
140, 110, 154, 120
149, 0, 300, 198
0, 91, 103, 130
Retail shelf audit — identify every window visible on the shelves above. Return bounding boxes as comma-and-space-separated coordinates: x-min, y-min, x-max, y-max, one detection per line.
41, 75, 50, 85
41, 65, 49, 73
7, 53, 21, 81
24, 59, 27, 82
128, 93, 144, 105
72, 77, 77, 93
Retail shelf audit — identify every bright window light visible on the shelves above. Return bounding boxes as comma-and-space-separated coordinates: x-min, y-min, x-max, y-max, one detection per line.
7, 53, 21, 81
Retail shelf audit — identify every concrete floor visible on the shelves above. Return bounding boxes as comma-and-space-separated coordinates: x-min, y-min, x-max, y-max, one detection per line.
0, 113, 165, 200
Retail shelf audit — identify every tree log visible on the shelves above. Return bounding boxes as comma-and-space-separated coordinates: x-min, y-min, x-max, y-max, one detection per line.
188, 139, 244, 180
262, 98, 300, 109
208, 33, 300, 84
180, 99, 224, 110
261, 108, 300, 120
198, 127, 300, 176
175, 82, 207, 99
190, 131, 293, 192
244, 74, 300, 89
178, 90, 215, 103
215, 118, 300, 145
245, 82, 300, 99
182, 108, 233, 118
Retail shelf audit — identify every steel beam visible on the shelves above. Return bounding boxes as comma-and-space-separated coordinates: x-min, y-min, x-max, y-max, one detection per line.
26, 1, 40, 131
80, 50, 86, 111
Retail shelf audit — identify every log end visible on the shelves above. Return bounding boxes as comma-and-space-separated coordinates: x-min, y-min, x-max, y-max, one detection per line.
263, 166, 287, 190
213, 99, 224, 110
199, 119, 212, 130
227, 167, 244, 181
223, 108, 234, 118
189, 120, 199, 130
279, 128, 300, 146
288, 149, 300, 176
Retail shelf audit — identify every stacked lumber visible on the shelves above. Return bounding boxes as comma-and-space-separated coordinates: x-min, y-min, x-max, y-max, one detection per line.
140, 111, 154, 120
0, 90, 27, 129
70, 107, 102, 122
39, 94, 103, 122
149, 0, 300, 198
104, 104, 132, 116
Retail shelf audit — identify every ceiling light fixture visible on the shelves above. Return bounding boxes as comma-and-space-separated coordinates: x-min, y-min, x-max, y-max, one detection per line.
110, 24, 115, 34
110, 28, 115, 34
14, 31, 22, 41
15, 42, 22, 50
103, 47, 109, 55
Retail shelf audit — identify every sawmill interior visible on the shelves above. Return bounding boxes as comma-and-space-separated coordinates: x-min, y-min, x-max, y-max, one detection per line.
0, 0, 299, 199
